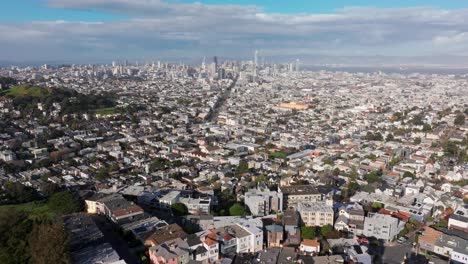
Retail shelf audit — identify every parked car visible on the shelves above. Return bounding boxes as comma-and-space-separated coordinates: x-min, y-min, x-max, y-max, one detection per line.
397, 236, 408, 244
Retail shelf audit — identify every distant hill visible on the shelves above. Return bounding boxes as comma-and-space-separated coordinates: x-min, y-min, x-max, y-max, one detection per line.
0, 85, 49, 98
1, 85, 116, 117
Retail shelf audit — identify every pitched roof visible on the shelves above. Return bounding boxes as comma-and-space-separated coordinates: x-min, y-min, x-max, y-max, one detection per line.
301, 239, 320, 247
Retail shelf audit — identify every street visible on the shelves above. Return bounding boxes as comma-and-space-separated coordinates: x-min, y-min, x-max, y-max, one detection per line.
92, 215, 141, 264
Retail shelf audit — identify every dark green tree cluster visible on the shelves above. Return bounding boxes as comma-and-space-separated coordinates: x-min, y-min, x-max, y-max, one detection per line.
229, 203, 246, 216
235, 161, 249, 176
454, 113, 466, 126
47, 192, 82, 215
0, 209, 70, 264
402, 171, 416, 180
0, 77, 17, 89
7, 85, 116, 117
0, 182, 39, 205
171, 202, 188, 216
410, 114, 425, 126
364, 170, 383, 184
301, 226, 317, 239
364, 132, 383, 141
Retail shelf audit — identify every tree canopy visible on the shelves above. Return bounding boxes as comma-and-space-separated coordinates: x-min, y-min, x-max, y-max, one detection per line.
0, 182, 39, 205
454, 113, 465, 125
47, 192, 81, 215
301, 226, 317, 239
229, 203, 246, 216
171, 202, 188, 216
320, 224, 333, 237
28, 220, 70, 264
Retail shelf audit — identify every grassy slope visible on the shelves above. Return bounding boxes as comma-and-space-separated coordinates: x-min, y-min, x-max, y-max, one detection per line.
0, 201, 56, 218
0, 85, 49, 98
94, 107, 118, 115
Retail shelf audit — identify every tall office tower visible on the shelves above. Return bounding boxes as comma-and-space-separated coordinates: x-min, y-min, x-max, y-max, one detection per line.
210, 62, 216, 76
217, 68, 225, 80
213, 56, 218, 71
254, 50, 258, 67
112, 61, 117, 67
296, 59, 300, 72
124, 60, 128, 67
202, 57, 206, 70
253, 50, 258, 80
157, 61, 161, 69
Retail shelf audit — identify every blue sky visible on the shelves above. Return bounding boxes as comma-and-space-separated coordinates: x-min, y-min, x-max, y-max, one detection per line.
1, 0, 125, 22
3, 0, 468, 22
1, 0, 468, 63
191, 0, 468, 13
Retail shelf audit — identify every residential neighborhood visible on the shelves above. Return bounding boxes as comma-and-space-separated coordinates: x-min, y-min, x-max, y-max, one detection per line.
0, 59, 467, 264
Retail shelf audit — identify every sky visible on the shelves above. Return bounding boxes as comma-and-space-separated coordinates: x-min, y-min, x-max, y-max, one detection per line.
1, 0, 468, 64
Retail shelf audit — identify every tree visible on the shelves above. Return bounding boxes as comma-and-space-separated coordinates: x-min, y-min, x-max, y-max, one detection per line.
235, 161, 249, 175
320, 224, 333, 238
1, 181, 39, 204
372, 202, 384, 210
254, 174, 266, 183
444, 141, 459, 157
389, 157, 400, 168
367, 154, 377, 161
0, 208, 32, 264
47, 192, 81, 215
332, 168, 341, 176
403, 171, 416, 180
41, 182, 61, 196
229, 203, 246, 216
454, 113, 465, 125
422, 124, 432, 132
365, 170, 383, 184
171, 202, 188, 216
95, 167, 110, 181
301, 226, 317, 239
435, 219, 448, 228
386, 133, 395, 142
413, 137, 421, 145
28, 220, 70, 264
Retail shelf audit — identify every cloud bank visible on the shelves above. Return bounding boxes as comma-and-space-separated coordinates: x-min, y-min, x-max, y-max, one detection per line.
1, 0, 468, 63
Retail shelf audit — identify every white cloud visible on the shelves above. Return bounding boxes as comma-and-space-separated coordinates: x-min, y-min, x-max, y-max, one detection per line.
1, 1, 468, 62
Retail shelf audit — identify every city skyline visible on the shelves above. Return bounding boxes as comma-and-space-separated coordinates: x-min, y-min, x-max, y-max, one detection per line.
2, 1, 468, 64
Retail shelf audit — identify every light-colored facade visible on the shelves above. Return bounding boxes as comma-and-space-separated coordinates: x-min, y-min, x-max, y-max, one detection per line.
297, 201, 334, 227
279, 185, 322, 209
179, 197, 211, 215
300, 239, 321, 254
363, 213, 404, 241
244, 188, 282, 216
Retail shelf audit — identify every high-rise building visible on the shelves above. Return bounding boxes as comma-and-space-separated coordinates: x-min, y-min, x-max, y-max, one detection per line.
253, 50, 258, 80
296, 59, 300, 72
213, 56, 218, 71
254, 50, 258, 67
217, 68, 225, 80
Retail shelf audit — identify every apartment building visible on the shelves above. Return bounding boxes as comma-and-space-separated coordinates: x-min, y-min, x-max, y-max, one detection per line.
244, 188, 282, 216
297, 201, 334, 227
279, 185, 322, 209
363, 213, 404, 241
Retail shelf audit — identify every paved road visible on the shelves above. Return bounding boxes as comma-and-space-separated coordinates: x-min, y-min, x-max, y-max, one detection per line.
206, 76, 238, 122
381, 242, 413, 264
92, 215, 141, 264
